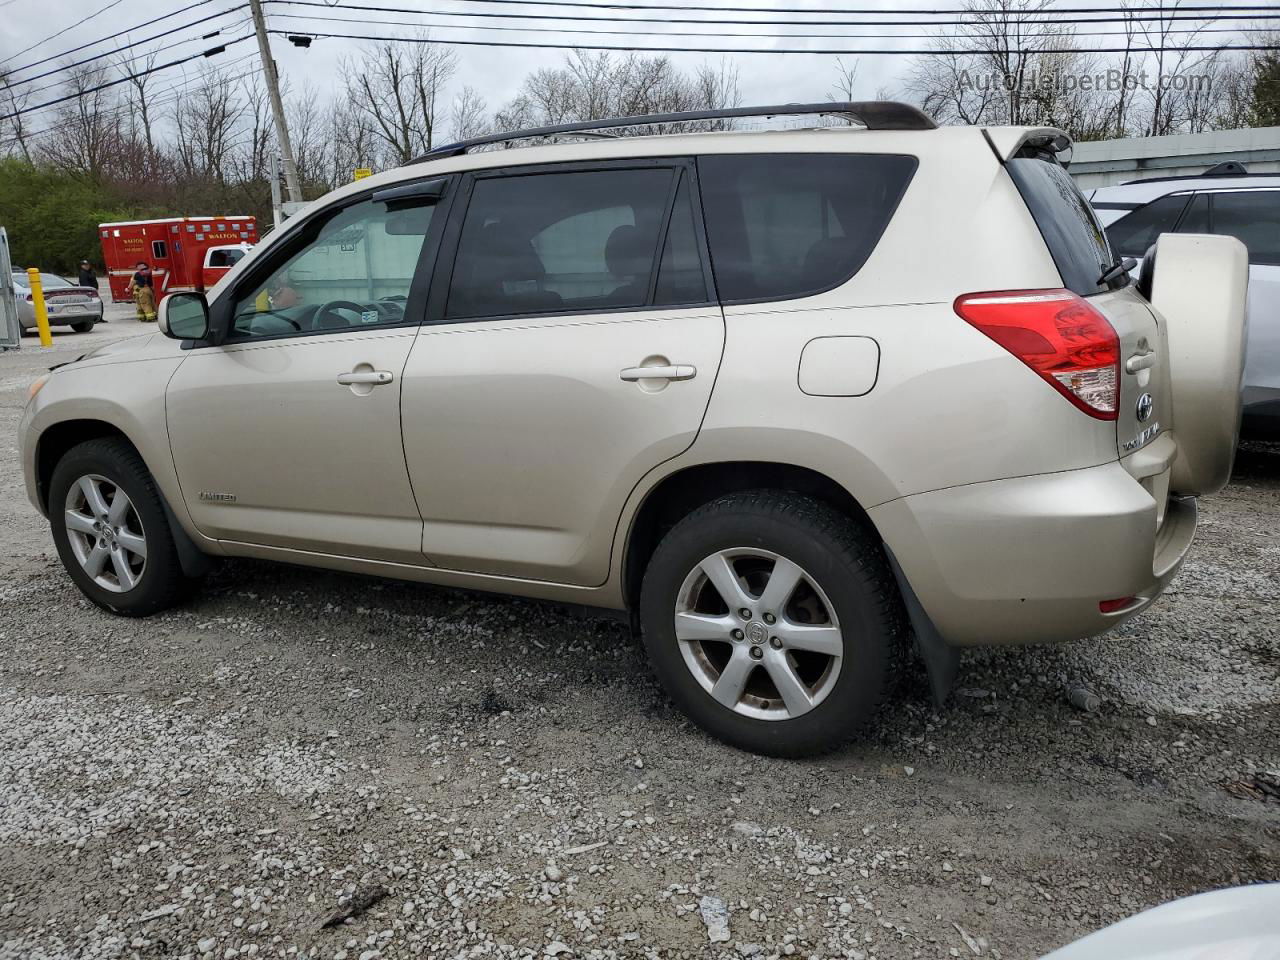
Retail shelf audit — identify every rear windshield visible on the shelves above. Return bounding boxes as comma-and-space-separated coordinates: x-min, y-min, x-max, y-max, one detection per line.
696, 153, 917, 303
1006, 155, 1113, 295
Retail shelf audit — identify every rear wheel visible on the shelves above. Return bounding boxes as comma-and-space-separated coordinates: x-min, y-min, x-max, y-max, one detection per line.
70, 320, 95, 333
49, 438, 193, 616
639, 491, 904, 757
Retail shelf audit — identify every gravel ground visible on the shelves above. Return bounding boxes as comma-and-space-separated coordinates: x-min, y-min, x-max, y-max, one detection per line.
1, 310, 1277, 960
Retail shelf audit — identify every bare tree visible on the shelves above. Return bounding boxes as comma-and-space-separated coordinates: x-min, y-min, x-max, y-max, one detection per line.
448, 85, 489, 141
114, 48, 159, 154
830, 58, 860, 102
40, 64, 123, 181
341, 36, 457, 164
171, 65, 243, 182
0, 70, 34, 161
493, 52, 741, 139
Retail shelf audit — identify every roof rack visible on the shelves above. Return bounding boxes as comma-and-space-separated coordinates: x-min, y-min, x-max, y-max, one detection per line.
410, 101, 936, 164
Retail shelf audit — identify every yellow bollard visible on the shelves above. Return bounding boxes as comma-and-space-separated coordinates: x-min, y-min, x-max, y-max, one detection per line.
26, 267, 52, 347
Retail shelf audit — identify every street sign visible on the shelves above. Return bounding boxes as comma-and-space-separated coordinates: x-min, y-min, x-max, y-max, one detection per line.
354, 168, 372, 181
0, 228, 19, 351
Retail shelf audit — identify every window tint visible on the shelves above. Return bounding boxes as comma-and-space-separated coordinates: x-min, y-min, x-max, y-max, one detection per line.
1205, 191, 1280, 266
447, 167, 674, 319
1177, 193, 1209, 233
654, 174, 707, 305
229, 195, 437, 339
697, 154, 916, 302
1007, 156, 1114, 295
1105, 194, 1191, 258
209, 248, 246, 268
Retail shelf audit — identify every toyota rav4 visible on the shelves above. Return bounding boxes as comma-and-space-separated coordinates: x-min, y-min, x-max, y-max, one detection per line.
18, 103, 1249, 756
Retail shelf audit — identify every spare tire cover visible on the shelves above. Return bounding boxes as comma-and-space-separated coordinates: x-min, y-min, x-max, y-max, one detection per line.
1148, 233, 1249, 497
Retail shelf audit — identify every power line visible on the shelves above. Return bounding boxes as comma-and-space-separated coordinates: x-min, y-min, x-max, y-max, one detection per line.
3, 14, 250, 93
0, 0, 128, 67
275, 27, 1280, 54
1, 0, 221, 77
267, 0, 1280, 29
272, 9, 1270, 41
1, 35, 254, 121
21, 56, 260, 142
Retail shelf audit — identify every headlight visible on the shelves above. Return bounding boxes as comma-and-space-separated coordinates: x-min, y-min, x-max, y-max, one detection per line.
27, 373, 50, 401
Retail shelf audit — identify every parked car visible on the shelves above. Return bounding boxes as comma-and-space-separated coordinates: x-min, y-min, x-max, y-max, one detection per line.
12, 271, 103, 334
1089, 166, 1280, 438
19, 103, 1249, 756
1042, 883, 1280, 959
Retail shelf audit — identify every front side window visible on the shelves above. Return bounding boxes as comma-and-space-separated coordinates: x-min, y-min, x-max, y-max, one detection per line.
229, 196, 437, 339
446, 167, 676, 319
1105, 193, 1191, 258
696, 153, 916, 303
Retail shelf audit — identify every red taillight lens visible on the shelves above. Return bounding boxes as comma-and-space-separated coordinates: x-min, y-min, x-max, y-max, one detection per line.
87, 289, 99, 298
954, 289, 1120, 420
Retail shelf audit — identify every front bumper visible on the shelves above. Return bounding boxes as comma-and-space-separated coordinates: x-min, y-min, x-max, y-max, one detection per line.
870, 459, 1196, 647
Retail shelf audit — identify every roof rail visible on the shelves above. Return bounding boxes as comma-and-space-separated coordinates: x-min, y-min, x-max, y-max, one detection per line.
410, 101, 936, 164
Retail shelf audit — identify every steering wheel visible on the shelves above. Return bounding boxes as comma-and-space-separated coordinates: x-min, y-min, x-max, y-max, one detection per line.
312, 300, 366, 330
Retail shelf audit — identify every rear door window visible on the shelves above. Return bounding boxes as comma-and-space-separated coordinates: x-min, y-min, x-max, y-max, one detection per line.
1105, 194, 1191, 258
446, 167, 679, 319
1006, 155, 1114, 295
1204, 191, 1280, 266
695, 154, 917, 303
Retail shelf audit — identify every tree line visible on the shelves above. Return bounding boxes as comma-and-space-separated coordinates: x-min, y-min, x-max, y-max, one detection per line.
1, 0, 1276, 274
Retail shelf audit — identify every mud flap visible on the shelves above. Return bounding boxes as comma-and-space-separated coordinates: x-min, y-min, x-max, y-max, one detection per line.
885, 546, 959, 707
160, 496, 217, 578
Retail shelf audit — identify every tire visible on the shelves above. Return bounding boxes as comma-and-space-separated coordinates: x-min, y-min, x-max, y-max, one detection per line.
639, 491, 905, 757
1148, 233, 1249, 496
70, 320, 95, 333
49, 438, 192, 616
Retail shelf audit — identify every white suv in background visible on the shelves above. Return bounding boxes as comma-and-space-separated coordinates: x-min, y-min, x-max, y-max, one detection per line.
1090, 166, 1280, 438
20, 103, 1249, 756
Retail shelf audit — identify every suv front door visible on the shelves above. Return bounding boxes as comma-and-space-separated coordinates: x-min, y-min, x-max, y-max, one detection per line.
166, 185, 449, 562
401, 161, 724, 585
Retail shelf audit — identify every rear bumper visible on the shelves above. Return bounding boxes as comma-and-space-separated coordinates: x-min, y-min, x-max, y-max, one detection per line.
870, 460, 1196, 647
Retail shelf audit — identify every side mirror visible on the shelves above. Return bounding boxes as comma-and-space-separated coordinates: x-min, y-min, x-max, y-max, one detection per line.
158, 292, 209, 340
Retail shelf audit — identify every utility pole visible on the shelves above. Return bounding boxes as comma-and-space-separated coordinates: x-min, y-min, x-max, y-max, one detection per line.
249, 0, 302, 204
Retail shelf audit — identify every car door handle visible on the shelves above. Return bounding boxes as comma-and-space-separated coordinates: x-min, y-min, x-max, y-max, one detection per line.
337, 370, 394, 386
1125, 351, 1157, 373
619, 364, 696, 382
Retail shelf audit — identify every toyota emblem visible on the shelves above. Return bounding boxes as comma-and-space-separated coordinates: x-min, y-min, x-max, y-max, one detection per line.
1136, 393, 1154, 422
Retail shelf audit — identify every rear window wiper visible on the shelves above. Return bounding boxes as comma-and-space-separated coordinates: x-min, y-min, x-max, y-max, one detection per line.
1098, 257, 1137, 288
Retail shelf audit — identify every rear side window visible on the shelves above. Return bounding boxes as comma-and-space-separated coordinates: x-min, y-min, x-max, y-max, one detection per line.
696, 154, 917, 303
446, 167, 677, 319
1105, 194, 1191, 258
1006, 155, 1113, 295
1203, 191, 1280, 266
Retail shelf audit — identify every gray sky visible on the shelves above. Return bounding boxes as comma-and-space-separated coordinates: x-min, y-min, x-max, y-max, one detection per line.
0, 0, 1262, 143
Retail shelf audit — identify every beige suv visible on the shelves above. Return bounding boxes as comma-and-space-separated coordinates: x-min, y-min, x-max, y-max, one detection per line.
19, 103, 1249, 756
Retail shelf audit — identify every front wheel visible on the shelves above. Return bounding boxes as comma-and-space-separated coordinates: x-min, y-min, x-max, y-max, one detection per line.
639, 492, 905, 757
49, 438, 194, 616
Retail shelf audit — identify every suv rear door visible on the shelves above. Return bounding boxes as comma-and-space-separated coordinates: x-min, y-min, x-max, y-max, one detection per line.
400, 159, 724, 586
1004, 150, 1173, 466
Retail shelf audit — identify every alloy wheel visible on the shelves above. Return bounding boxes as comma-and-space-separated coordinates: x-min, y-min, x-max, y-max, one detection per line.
63, 474, 148, 593
673, 548, 843, 721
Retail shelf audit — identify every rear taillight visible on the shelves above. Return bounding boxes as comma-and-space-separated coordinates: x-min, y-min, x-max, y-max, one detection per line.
954, 289, 1120, 420
87, 289, 99, 298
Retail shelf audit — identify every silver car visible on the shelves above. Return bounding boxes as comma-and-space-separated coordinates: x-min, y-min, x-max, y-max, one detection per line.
1089, 169, 1280, 439
12, 271, 104, 334
19, 104, 1251, 756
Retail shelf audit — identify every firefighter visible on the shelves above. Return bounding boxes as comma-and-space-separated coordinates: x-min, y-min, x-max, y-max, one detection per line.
126, 261, 157, 322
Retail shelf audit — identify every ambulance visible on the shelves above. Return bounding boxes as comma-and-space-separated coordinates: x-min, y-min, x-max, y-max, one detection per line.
98, 216, 257, 302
